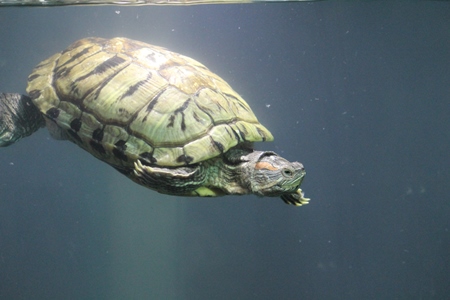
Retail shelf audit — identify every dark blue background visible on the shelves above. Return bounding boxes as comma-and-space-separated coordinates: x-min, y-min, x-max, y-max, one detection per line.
0, 2, 449, 299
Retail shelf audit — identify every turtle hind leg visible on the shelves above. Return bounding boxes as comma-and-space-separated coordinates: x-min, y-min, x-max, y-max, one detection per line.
0, 93, 45, 147
132, 160, 208, 196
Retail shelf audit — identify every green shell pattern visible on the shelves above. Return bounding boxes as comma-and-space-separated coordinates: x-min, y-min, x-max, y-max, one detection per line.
26, 37, 273, 168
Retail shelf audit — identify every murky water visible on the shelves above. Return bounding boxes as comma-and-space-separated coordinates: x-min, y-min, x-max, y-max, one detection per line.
0, 2, 449, 299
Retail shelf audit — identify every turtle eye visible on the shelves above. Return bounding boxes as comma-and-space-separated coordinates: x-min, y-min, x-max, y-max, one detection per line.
282, 168, 294, 178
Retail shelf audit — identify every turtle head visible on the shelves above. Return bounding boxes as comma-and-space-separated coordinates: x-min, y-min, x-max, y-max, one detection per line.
241, 150, 309, 205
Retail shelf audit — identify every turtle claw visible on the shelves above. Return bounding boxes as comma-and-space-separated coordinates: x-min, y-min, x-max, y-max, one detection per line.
280, 188, 310, 206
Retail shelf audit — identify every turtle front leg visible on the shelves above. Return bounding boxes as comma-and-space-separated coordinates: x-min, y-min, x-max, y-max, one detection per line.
280, 188, 310, 206
133, 160, 208, 196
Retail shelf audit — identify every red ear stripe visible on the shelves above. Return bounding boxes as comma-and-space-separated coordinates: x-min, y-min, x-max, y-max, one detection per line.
255, 161, 278, 171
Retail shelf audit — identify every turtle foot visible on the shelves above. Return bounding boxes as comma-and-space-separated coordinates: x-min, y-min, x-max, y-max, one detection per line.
280, 188, 310, 206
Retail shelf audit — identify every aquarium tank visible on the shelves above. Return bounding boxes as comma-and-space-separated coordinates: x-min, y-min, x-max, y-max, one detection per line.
0, 1, 449, 299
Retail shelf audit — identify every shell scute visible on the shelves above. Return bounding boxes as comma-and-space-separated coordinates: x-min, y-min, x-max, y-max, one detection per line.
26, 37, 273, 168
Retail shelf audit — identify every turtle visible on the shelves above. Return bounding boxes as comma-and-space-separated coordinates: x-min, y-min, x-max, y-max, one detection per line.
0, 37, 309, 206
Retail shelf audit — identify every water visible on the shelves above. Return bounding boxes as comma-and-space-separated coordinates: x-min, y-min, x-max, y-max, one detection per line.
0, 2, 449, 299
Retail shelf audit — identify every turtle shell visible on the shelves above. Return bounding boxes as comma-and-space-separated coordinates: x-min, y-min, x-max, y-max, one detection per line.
26, 37, 273, 168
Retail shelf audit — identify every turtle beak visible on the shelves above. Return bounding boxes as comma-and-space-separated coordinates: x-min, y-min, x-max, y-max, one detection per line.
280, 164, 308, 206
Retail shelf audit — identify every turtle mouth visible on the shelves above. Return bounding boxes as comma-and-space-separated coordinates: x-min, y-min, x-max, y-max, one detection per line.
289, 170, 306, 189
271, 169, 305, 192
279, 168, 309, 206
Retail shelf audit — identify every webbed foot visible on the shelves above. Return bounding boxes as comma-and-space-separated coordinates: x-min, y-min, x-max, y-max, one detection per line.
280, 188, 310, 206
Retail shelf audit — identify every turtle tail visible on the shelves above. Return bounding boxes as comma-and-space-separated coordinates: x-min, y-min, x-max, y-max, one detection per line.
0, 93, 45, 147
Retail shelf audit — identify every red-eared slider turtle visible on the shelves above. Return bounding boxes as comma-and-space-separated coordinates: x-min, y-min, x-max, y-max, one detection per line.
0, 37, 309, 206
